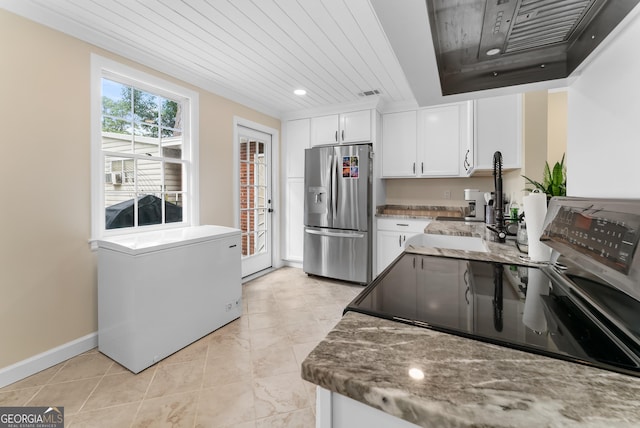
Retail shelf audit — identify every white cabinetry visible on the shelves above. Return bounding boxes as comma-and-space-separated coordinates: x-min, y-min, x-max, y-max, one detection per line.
381, 102, 472, 178
317, 386, 420, 428
311, 110, 373, 146
286, 118, 310, 178
284, 119, 310, 262
376, 218, 430, 275
381, 110, 417, 177
474, 94, 522, 171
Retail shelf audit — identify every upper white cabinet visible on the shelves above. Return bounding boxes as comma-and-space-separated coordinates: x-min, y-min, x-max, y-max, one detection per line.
381, 110, 417, 177
381, 102, 472, 178
311, 110, 373, 146
283, 119, 310, 263
285, 118, 310, 178
473, 94, 522, 171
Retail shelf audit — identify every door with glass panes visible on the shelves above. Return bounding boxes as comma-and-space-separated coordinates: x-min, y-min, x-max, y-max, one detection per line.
238, 126, 272, 277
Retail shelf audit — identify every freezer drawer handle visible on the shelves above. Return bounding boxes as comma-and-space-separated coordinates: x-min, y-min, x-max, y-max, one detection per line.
305, 229, 364, 238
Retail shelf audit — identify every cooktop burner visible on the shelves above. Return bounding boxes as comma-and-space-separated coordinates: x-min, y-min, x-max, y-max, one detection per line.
345, 254, 640, 377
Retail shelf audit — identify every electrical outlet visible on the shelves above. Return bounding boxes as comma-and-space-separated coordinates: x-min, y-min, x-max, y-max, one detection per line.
444, 190, 451, 200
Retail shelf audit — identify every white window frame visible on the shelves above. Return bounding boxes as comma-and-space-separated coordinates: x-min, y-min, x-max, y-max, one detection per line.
90, 54, 199, 243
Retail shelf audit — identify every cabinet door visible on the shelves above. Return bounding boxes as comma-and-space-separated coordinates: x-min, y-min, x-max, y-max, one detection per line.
460, 102, 474, 176
381, 110, 417, 177
285, 178, 304, 262
474, 94, 522, 170
286, 119, 310, 178
418, 105, 460, 177
340, 110, 371, 143
376, 230, 404, 275
311, 114, 339, 146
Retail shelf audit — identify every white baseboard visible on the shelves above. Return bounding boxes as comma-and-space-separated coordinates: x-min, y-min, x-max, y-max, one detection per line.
0, 332, 98, 389
281, 260, 303, 269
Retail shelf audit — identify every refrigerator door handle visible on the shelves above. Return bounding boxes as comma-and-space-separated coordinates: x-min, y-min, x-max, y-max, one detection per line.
331, 151, 338, 223
305, 228, 365, 239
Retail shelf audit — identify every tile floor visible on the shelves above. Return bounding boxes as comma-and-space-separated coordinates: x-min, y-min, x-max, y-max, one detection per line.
0, 267, 363, 427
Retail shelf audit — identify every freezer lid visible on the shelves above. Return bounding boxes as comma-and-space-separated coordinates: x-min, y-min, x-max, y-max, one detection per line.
96, 225, 240, 255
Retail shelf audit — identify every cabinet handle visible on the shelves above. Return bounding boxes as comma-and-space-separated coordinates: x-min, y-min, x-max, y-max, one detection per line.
421, 162, 424, 174
396, 223, 409, 227
413, 257, 416, 269
335, 131, 338, 142
412, 162, 416, 174
398, 235, 402, 247
341, 130, 344, 141
403, 235, 406, 242
464, 149, 470, 171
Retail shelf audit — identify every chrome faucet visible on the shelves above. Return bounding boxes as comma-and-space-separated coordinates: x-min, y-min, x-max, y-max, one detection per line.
487, 151, 507, 242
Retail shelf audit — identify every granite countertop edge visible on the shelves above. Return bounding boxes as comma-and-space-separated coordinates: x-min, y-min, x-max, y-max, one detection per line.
301, 312, 640, 428
301, 219, 640, 426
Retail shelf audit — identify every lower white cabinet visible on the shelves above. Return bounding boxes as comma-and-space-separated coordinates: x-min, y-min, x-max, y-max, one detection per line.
376, 217, 430, 275
285, 178, 304, 262
316, 386, 420, 428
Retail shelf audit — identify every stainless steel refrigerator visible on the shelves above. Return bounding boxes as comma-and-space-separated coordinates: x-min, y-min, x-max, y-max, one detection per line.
303, 144, 372, 284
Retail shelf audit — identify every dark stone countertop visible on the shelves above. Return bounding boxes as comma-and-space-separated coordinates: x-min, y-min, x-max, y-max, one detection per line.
301, 220, 640, 427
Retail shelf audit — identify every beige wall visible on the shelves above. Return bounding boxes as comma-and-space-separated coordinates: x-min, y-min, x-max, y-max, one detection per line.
384, 177, 494, 207
0, 10, 280, 369
547, 90, 567, 165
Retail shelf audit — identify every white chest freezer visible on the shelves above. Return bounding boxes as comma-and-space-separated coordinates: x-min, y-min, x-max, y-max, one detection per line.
96, 225, 242, 373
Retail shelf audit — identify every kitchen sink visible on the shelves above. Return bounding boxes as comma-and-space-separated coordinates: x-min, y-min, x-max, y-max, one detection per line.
406, 234, 488, 253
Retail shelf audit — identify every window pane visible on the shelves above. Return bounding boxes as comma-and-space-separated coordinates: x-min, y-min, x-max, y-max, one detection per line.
104, 156, 136, 230
161, 131, 182, 159
160, 98, 181, 131
133, 89, 159, 125
164, 161, 183, 193
137, 158, 162, 193
137, 193, 162, 227
105, 188, 135, 230
102, 79, 131, 121
165, 193, 183, 224
134, 124, 160, 156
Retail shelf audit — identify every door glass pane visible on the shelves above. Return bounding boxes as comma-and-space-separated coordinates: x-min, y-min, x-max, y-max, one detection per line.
239, 136, 269, 259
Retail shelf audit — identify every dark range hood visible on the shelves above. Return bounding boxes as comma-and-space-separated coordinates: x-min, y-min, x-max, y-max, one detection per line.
427, 0, 640, 95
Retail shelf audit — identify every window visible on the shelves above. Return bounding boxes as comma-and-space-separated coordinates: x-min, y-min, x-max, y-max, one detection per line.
91, 55, 199, 239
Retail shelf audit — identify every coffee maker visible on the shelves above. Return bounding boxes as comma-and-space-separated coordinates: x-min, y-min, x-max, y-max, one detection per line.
464, 189, 486, 222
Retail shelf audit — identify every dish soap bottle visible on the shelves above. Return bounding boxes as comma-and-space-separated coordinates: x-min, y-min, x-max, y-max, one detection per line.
509, 193, 519, 221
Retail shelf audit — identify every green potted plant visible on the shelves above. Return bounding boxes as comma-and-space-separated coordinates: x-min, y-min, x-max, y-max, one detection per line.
522, 154, 566, 197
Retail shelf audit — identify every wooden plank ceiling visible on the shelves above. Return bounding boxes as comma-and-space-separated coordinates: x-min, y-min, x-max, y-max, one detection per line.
5, 0, 415, 116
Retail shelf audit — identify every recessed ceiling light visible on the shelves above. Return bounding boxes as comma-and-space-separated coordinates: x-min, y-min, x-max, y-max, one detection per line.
294, 89, 306, 96
486, 48, 501, 56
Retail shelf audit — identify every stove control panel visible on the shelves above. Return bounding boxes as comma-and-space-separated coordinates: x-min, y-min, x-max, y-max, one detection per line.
543, 206, 639, 274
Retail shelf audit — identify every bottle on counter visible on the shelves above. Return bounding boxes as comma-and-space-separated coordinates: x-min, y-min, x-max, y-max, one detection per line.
509, 193, 519, 221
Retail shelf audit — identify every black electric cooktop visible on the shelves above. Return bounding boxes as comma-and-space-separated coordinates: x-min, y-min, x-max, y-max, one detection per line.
345, 253, 640, 377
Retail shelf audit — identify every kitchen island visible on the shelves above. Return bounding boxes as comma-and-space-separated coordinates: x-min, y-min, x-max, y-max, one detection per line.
302, 311, 640, 427
301, 218, 640, 427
